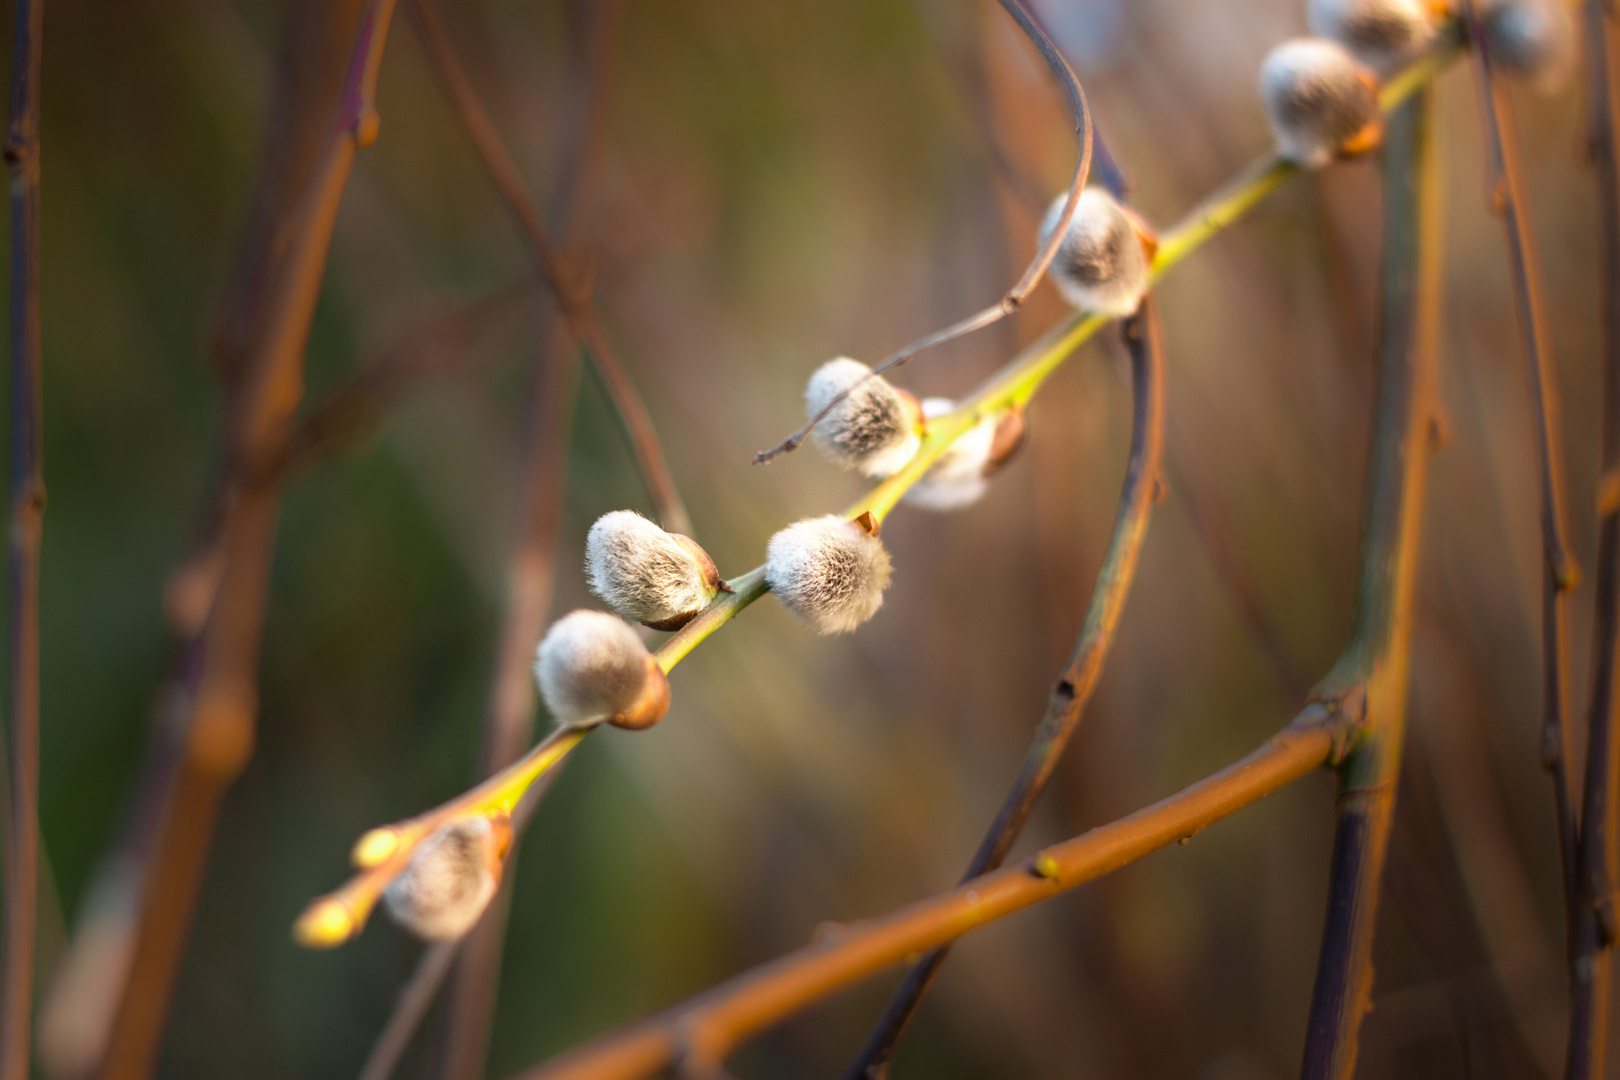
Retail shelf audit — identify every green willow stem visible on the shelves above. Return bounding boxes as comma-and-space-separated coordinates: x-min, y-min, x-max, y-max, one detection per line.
296, 33, 1464, 945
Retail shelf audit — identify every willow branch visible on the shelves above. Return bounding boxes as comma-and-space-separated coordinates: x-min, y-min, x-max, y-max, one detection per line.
843, 293, 1164, 1078
1300, 86, 1443, 1079
507, 704, 1356, 1080
1568, 4, 1620, 1077
404, 0, 689, 536
92, 7, 400, 1078
754, 0, 1093, 465
0, 1, 44, 1078
296, 39, 1463, 947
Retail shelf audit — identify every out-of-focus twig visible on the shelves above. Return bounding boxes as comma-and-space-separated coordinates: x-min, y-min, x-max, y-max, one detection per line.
509, 704, 1356, 1080
755, 0, 1093, 466
0, 1, 44, 1078
432, 4, 622, 1078
842, 294, 1165, 1079
88, 6, 401, 1079
405, 0, 690, 536
1569, 3, 1620, 1076
1463, 0, 1583, 927
1300, 88, 1442, 1079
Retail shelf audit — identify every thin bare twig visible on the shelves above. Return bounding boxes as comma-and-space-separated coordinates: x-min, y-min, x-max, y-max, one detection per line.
842, 295, 1165, 1079
1569, 3, 1620, 1076
91, 7, 401, 1078
509, 704, 1356, 1080
0, 1, 44, 1078
752, 0, 1093, 466
427, 8, 623, 1077
405, 0, 689, 537
1463, 0, 1583, 925
1300, 87, 1443, 1078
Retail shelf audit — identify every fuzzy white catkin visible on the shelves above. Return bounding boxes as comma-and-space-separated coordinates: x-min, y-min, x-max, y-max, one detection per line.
805, 357, 921, 478
1306, 0, 1436, 71
1480, 0, 1574, 93
902, 398, 997, 512
764, 515, 892, 634
382, 817, 498, 940
1036, 188, 1150, 318
586, 510, 711, 625
533, 610, 655, 725
1259, 38, 1381, 168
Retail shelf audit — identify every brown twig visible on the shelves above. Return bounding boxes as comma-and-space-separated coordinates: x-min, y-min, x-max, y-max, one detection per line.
842, 295, 1165, 1078
0, 1, 44, 1078
508, 704, 1356, 1080
1568, 3, 1620, 1076
405, 0, 689, 537
752, 0, 1093, 466
1300, 88, 1442, 1078
431, 6, 622, 1077
1462, 0, 1583, 925
90, 6, 400, 1078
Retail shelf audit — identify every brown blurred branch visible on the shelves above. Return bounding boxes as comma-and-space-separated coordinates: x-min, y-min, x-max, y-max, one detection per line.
0, 1, 44, 1078
510, 703, 1357, 1080
754, 0, 1093, 466
1463, 0, 1583, 931
1570, 3, 1620, 1076
405, 0, 690, 536
1300, 88, 1442, 1078
432, 3, 621, 1076
843, 296, 1166, 1078
87, 6, 401, 1078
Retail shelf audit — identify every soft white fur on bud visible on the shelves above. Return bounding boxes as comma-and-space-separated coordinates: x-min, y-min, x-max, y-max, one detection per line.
382, 817, 501, 940
533, 610, 670, 729
764, 515, 892, 634
1306, 0, 1436, 71
1037, 188, 1151, 318
586, 511, 724, 630
904, 398, 997, 512
1259, 38, 1383, 168
805, 357, 921, 478
1480, 0, 1575, 93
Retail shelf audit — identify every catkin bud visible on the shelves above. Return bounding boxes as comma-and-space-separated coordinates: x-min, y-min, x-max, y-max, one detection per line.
1259, 39, 1383, 167
902, 399, 1027, 512
533, 610, 671, 730
1480, 0, 1574, 93
1306, 0, 1438, 71
764, 514, 892, 634
805, 358, 923, 478
1037, 188, 1153, 318
382, 816, 507, 941
586, 511, 730, 631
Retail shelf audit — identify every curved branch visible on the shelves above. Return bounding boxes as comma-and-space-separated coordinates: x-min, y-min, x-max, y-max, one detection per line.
843, 292, 1164, 1078
510, 707, 1356, 1080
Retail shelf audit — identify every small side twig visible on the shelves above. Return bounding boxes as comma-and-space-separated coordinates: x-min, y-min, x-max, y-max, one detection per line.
0, 2, 44, 1078
842, 294, 1165, 1079
753, 0, 1093, 466
405, 0, 690, 536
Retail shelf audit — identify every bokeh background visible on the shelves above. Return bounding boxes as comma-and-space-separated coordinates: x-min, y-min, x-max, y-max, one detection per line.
4, 0, 1612, 1076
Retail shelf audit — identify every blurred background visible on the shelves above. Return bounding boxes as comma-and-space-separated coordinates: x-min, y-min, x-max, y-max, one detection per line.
2, 0, 1611, 1076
